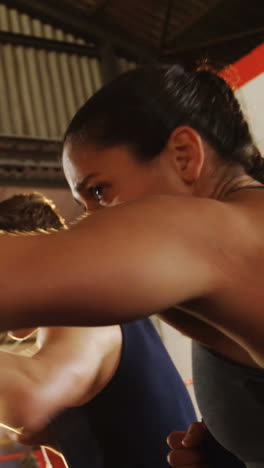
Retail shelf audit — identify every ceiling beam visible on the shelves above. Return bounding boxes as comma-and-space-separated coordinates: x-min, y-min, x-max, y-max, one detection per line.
0, 136, 67, 188
0, 169, 67, 189
159, 0, 174, 54
4, 0, 155, 62
163, 27, 264, 68
0, 31, 98, 56
166, 0, 225, 50
85, 0, 110, 17
166, 26, 264, 55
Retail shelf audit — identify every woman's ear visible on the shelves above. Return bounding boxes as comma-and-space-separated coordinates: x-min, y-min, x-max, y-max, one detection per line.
166, 126, 205, 184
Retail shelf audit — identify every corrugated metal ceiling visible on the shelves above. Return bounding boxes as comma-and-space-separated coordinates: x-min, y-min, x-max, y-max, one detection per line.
0, 2, 137, 192
0, 4, 103, 140
0, 3, 136, 142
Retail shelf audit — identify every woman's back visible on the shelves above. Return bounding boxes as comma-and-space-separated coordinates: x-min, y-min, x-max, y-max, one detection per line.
162, 187, 264, 369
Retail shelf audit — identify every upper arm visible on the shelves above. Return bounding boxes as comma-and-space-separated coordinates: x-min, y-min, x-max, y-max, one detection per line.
45, 196, 234, 319
2, 194, 264, 363
0, 196, 241, 329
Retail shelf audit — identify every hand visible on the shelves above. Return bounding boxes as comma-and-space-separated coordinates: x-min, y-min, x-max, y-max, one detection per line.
167, 422, 210, 467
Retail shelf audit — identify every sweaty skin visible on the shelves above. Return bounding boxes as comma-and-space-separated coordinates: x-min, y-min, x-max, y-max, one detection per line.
0, 190, 263, 367
0, 128, 263, 369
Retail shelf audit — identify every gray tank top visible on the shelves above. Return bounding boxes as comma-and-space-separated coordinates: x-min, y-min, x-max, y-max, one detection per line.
192, 342, 264, 468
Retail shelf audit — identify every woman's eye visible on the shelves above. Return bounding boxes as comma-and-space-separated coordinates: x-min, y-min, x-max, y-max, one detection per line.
88, 185, 104, 203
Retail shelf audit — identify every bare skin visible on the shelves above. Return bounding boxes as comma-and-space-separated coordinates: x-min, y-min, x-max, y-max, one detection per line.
0, 125, 260, 467
167, 422, 210, 468
0, 325, 121, 433
0, 127, 263, 371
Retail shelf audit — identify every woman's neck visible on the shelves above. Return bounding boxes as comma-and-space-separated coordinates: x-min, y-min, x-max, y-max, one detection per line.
215, 175, 261, 201
195, 162, 261, 201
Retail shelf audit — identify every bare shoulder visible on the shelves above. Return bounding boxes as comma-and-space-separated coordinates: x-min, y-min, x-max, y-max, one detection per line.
139, 194, 263, 256
92, 194, 250, 241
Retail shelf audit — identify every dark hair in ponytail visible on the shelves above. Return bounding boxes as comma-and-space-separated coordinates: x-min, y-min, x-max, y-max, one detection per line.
64, 63, 264, 183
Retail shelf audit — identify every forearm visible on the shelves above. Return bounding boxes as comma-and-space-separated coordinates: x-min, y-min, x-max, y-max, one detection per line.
0, 326, 121, 432
0, 351, 40, 431
34, 326, 122, 409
